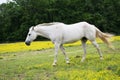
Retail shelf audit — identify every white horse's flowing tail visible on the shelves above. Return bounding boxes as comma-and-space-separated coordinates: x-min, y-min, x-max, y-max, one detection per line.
96, 28, 114, 49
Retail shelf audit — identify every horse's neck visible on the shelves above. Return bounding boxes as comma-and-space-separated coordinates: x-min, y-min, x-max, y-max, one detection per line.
35, 27, 50, 39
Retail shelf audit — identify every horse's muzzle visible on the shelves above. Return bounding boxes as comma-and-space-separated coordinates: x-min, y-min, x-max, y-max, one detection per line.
25, 41, 31, 46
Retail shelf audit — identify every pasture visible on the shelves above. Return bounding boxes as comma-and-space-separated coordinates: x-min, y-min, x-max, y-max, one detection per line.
0, 36, 120, 80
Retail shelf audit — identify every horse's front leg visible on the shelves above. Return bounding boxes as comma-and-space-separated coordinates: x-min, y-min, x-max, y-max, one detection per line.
52, 43, 60, 66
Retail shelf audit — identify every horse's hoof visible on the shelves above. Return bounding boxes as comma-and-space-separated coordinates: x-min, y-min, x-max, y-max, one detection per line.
81, 59, 84, 62
67, 62, 70, 64
81, 58, 85, 62
52, 63, 57, 66
100, 57, 104, 60
66, 61, 70, 64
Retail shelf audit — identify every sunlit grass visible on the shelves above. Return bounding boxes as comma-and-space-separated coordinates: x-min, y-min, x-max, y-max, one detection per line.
0, 39, 120, 80
0, 36, 120, 53
55, 70, 120, 80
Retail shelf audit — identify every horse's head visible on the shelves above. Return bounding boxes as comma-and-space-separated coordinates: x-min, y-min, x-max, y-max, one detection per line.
25, 26, 37, 46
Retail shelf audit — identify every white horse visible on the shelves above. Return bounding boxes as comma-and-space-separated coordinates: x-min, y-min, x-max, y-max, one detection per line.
25, 22, 113, 66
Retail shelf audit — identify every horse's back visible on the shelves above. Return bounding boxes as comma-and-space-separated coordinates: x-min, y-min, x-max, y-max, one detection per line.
62, 22, 97, 43
62, 22, 85, 43
47, 21, 97, 43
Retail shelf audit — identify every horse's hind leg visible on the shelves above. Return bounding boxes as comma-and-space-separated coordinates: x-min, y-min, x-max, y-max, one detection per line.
60, 45, 70, 64
91, 40, 103, 60
81, 38, 87, 62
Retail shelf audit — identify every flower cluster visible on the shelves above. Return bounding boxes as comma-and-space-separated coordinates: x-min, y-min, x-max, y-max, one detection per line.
55, 70, 120, 80
0, 36, 120, 53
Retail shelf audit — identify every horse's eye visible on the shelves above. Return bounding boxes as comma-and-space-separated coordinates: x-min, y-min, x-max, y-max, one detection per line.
28, 34, 31, 36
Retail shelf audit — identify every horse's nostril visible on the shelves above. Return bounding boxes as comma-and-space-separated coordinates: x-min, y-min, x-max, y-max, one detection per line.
25, 41, 30, 46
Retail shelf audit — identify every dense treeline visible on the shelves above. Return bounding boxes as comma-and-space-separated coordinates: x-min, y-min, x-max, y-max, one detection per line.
0, 0, 120, 43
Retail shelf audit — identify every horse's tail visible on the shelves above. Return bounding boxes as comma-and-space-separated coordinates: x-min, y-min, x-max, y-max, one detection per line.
96, 28, 114, 49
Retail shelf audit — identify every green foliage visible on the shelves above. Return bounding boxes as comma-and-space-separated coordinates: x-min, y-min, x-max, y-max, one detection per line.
0, 0, 120, 42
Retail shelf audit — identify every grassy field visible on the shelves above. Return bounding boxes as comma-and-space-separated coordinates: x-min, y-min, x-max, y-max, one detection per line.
0, 38, 120, 80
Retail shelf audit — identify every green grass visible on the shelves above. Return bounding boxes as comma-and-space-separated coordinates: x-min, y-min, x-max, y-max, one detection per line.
0, 41, 120, 80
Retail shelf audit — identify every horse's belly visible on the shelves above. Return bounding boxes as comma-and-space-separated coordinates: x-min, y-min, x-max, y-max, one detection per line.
62, 31, 83, 43
63, 38, 80, 43
61, 25, 85, 44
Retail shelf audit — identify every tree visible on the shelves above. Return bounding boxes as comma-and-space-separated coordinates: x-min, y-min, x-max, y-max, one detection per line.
0, 0, 120, 43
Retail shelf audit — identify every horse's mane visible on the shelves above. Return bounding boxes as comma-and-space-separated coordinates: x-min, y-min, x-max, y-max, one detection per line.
37, 22, 63, 26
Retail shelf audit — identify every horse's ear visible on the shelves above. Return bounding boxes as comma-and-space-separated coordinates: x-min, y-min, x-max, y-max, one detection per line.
32, 26, 34, 30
